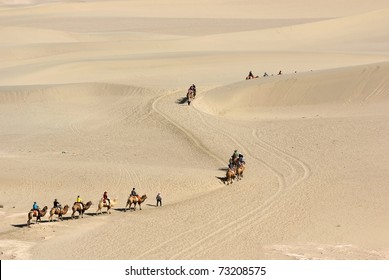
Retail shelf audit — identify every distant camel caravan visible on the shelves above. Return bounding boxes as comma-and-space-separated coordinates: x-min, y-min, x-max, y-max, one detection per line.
49, 205, 69, 222
96, 198, 118, 215
124, 194, 148, 212
27, 206, 48, 227
71, 201, 92, 219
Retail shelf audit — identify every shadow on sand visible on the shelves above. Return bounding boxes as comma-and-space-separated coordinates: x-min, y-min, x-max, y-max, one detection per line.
176, 97, 188, 105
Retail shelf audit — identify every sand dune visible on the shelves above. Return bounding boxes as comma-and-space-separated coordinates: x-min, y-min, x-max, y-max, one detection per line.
196, 62, 389, 118
0, 0, 389, 260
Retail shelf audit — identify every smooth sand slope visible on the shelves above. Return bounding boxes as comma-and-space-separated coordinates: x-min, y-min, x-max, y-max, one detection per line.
0, 0, 389, 260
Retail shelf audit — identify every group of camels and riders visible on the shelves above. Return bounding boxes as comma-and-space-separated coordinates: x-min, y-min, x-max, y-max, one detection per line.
27, 190, 148, 227
27, 150, 245, 226
225, 150, 246, 185
246, 70, 282, 80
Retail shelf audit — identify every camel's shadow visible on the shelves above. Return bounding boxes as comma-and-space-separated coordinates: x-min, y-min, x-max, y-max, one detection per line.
113, 208, 128, 212
176, 97, 188, 105
216, 176, 227, 184
13, 219, 50, 228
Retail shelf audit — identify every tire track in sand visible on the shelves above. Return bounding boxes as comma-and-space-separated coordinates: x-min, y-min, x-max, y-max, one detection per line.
168, 112, 295, 259
138, 90, 288, 259
182, 128, 311, 258
151, 90, 226, 166
138, 90, 256, 258
168, 101, 311, 258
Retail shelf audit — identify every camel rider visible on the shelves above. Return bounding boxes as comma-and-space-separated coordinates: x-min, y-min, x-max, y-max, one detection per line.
189, 84, 196, 96
32, 201, 40, 217
191, 84, 196, 95
32, 202, 41, 218
238, 154, 246, 165
231, 150, 239, 162
53, 198, 62, 210
103, 191, 110, 206
228, 161, 235, 172
130, 188, 138, 197
76, 195, 84, 210
32, 202, 39, 211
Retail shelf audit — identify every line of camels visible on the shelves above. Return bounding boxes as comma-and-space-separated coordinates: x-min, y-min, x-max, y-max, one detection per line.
27, 155, 246, 227
27, 194, 148, 227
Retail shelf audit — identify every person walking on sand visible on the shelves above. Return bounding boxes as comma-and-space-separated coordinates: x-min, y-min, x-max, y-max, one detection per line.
156, 192, 162, 207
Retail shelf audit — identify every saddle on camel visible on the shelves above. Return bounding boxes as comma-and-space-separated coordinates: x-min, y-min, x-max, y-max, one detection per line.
27, 206, 48, 227
125, 194, 148, 212
72, 201, 92, 219
96, 193, 117, 215
48, 205, 69, 222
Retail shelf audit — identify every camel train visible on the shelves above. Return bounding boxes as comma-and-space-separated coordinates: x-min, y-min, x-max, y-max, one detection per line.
26, 194, 147, 227
25, 151, 244, 227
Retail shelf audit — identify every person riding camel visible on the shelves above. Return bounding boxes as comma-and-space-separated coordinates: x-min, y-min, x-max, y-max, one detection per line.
53, 198, 62, 210
238, 153, 246, 165
188, 84, 196, 97
130, 188, 138, 198
76, 195, 84, 210
228, 161, 236, 172
103, 191, 110, 206
32, 201, 41, 218
231, 149, 239, 163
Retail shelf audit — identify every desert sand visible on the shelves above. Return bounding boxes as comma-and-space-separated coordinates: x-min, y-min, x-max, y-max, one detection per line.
0, 0, 389, 260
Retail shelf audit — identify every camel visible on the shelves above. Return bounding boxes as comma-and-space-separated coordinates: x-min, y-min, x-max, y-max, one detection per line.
48, 205, 69, 222
96, 198, 117, 215
225, 168, 236, 185
124, 194, 147, 212
27, 206, 48, 227
236, 163, 245, 181
71, 201, 92, 219
186, 89, 195, 106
